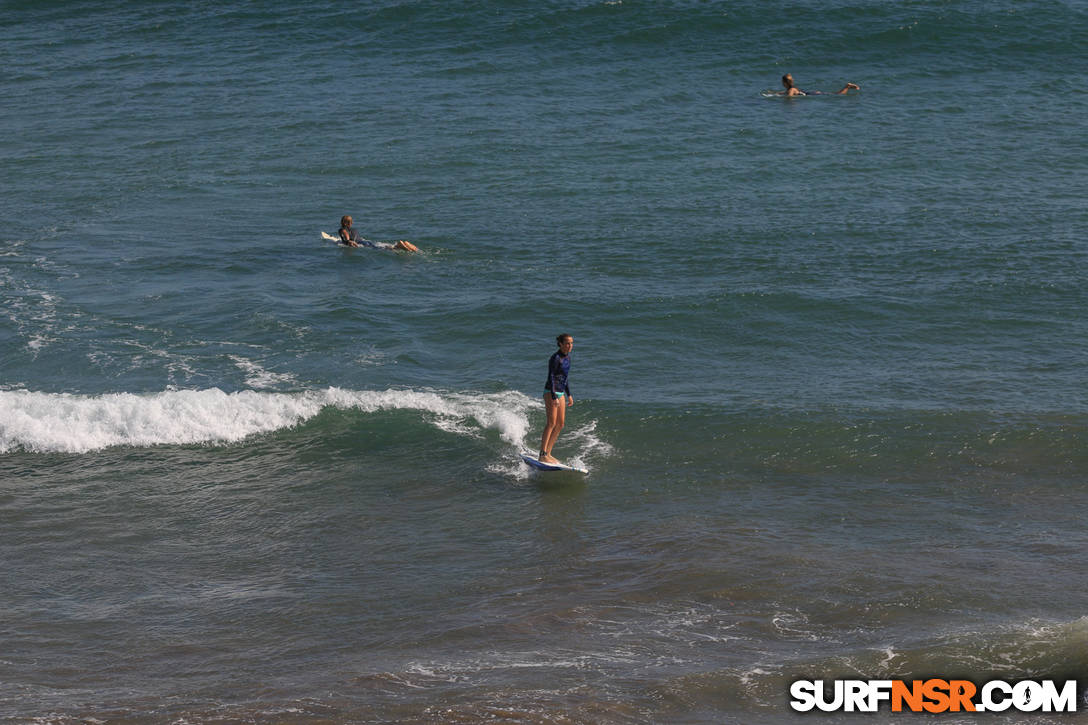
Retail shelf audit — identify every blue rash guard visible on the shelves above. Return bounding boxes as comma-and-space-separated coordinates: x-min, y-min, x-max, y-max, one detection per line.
340, 227, 378, 248
544, 351, 572, 400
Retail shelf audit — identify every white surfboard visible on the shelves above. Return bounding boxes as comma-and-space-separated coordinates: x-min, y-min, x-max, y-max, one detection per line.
322, 231, 411, 251
520, 453, 588, 474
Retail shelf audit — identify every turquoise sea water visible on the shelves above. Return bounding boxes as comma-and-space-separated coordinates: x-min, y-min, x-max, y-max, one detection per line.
3, 1, 1088, 722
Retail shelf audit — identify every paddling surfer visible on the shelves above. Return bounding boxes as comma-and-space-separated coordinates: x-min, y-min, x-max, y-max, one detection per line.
780, 73, 859, 96
338, 215, 419, 251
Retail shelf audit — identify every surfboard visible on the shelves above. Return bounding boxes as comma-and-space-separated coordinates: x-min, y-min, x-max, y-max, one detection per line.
322, 231, 418, 252
520, 453, 588, 474
323, 231, 379, 248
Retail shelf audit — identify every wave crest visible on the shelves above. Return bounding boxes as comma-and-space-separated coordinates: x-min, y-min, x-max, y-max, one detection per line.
0, 387, 536, 454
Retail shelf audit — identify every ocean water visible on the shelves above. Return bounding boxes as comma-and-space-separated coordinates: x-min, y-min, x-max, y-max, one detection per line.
3, 1, 1088, 722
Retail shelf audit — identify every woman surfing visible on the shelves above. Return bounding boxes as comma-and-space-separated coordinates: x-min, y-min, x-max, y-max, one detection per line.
538, 333, 574, 465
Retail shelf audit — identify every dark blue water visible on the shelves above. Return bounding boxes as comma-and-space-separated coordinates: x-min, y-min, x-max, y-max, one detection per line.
3, 1, 1088, 722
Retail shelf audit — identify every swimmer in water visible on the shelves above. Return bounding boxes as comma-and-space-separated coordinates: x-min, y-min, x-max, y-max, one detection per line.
781, 73, 860, 96
539, 333, 574, 465
338, 215, 419, 251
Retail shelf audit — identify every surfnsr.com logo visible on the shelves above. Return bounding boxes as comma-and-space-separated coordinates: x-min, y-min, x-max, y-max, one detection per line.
789, 679, 1080, 713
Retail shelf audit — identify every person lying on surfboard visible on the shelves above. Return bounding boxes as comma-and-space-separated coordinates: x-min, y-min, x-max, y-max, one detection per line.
338, 215, 419, 251
780, 73, 859, 96
539, 333, 574, 465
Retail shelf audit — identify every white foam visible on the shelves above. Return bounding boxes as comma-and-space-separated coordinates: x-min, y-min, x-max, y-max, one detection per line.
563, 418, 613, 470
487, 459, 532, 481
228, 355, 299, 389
0, 387, 540, 454
1, 283, 61, 357
879, 646, 900, 669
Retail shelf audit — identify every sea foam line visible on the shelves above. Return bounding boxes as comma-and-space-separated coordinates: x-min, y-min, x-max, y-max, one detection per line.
0, 387, 536, 454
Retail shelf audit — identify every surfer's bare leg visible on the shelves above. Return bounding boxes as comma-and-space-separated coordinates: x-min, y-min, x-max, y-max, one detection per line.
540, 393, 565, 463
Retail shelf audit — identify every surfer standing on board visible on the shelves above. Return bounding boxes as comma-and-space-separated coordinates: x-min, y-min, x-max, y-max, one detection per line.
780, 73, 859, 96
338, 215, 419, 251
539, 334, 574, 465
